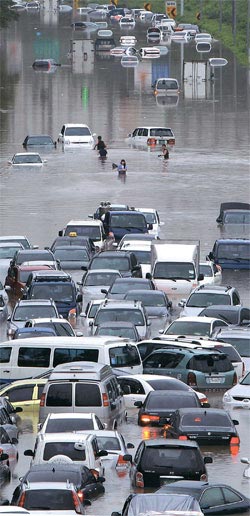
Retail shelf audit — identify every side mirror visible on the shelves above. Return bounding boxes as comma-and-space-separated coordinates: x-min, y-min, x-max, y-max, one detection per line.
232, 419, 239, 426
4, 285, 11, 292
158, 329, 164, 334
84, 500, 91, 506
89, 321, 93, 326
128, 133, 132, 137
122, 454, 132, 462
24, 449, 34, 457
198, 273, 204, 281
15, 406, 23, 413
75, 331, 83, 337
10, 416, 16, 424
202, 402, 210, 408
148, 223, 153, 230
0, 453, 9, 461
160, 221, 165, 226
0, 500, 9, 506
241, 457, 250, 465
88, 215, 94, 219
134, 400, 142, 408
11, 438, 18, 445
80, 312, 86, 318
58, 230, 63, 237
81, 266, 87, 271
127, 443, 134, 449
43, 159, 47, 164
97, 449, 108, 457
178, 299, 186, 307
102, 423, 108, 429
76, 293, 82, 303
101, 289, 108, 295
204, 456, 213, 464
145, 272, 152, 280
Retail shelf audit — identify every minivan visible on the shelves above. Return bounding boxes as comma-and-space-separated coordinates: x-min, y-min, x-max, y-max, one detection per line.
0, 335, 142, 383
39, 361, 126, 428
58, 219, 110, 252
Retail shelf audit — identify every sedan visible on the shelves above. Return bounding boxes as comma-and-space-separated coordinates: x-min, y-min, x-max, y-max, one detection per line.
22, 135, 56, 147
53, 246, 91, 270
135, 390, 202, 426
94, 321, 140, 342
125, 289, 172, 322
117, 374, 209, 409
102, 277, 155, 300
79, 269, 122, 309
166, 408, 240, 446
223, 370, 250, 408
157, 480, 250, 515
161, 316, 228, 338
11, 462, 105, 505
8, 153, 46, 165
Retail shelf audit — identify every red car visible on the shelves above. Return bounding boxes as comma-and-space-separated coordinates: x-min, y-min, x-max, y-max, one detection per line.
5, 264, 54, 297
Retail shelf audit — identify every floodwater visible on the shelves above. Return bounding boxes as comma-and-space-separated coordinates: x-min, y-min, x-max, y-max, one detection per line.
0, 8, 250, 514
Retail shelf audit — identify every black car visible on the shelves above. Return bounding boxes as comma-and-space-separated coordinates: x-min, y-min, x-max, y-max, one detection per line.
127, 438, 212, 488
166, 408, 240, 445
86, 251, 142, 278
11, 463, 105, 504
10, 249, 57, 268
49, 236, 95, 256
199, 305, 250, 326
135, 390, 202, 426
23, 135, 56, 147
157, 480, 250, 515
102, 277, 155, 299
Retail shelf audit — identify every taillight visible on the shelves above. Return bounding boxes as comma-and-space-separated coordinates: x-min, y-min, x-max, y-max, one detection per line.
200, 395, 209, 405
102, 393, 109, 407
18, 493, 26, 507
140, 414, 160, 424
147, 137, 157, 145
136, 471, 144, 488
72, 491, 81, 514
187, 372, 197, 387
90, 468, 99, 479
117, 454, 129, 468
77, 491, 84, 503
200, 473, 207, 481
69, 308, 76, 318
233, 372, 237, 386
230, 436, 240, 445
40, 393, 45, 407
179, 435, 188, 440
168, 138, 175, 145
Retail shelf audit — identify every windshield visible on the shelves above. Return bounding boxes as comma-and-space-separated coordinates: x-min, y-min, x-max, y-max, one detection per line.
132, 250, 151, 264
224, 212, 250, 224
157, 80, 178, 90
97, 326, 137, 340
110, 214, 147, 230
181, 413, 232, 428
199, 264, 213, 277
187, 354, 233, 372
13, 306, 57, 321
54, 249, 88, 261
13, 154, 42, 163
126, 292, 166, 307
154, 262, 195, 280
217, 243, 250, 260
149, 128, 173, 137
110, 281, 150, 294
109, 345, 141, 366
26, 136, 53, 145
43, 442, 86, 461
165, 321, 211, 336
23, 489, 76, 511
140, 212, 157, 224
97, 436, 121, 450
186, 293, 231, 307
65, 127, 91, 136
45, 418, 94, 433
90, 257, 130, 271
95, 309, 144, 325
65, 226, 101, 240
241, 372, 250, 385
16, 252, 53, 265
30, 284, 74, 303
85, 272, 119, 286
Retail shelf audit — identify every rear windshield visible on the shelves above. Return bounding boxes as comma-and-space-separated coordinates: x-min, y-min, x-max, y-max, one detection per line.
141, 446, 202, 471
0, 246, 20, 259
146, 394, 198, 410
43, 442, 86, 461
109, 345, 141, 367
95, 309, 144, 325
30, 284, 74, 303
16, 252, 52, 264
45, 418, 95, 433
85, 272, 118, 286
147, 379, 188, 391
216, 243, 250, 260
65, 226, 101, 240
54, 249, 89, 261
181, 413, 232, 428
96, 436, 121, 451
65, 127, 91, 136
165, 321, 211, 336
36, 322, 75, 336
53, 348, 99, 367
212, 345, 241, 362
149, 128, 173, 137
23, 489, 75, 510
75, 383, 102, 407
186, 293, 230, 307
187, 354, 233, 372
132, 250, 151, 264
219, 338, 250, 357
110, 214, 147, 230
90, 257, 130, 272
154, 262, 195, 280
224, 212, 250, 224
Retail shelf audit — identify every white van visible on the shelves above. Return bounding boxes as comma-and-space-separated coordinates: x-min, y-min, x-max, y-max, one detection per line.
0, 336, 142, 383
150, 241, 204, 305
39, 361, 125, 428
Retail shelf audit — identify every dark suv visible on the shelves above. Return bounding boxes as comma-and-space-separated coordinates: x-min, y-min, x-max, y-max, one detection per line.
22, 270, 82, 319
85, 251, 142, 278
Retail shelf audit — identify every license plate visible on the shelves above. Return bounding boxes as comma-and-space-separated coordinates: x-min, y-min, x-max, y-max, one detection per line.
206, 377, 225, 384
159, 139, 165, 144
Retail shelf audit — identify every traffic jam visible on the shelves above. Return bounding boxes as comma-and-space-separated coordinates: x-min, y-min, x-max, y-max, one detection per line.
0, 1, 250, 516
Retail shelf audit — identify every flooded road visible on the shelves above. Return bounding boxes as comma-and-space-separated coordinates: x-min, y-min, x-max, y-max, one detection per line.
0, 7, 250, 514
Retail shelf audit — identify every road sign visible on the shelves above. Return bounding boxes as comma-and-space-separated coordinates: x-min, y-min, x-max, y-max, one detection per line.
165, 1, 177, 17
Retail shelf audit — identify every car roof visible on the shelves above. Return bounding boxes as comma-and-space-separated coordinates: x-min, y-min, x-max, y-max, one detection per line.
66, 220, 102, 226
15, 299, 56, 306
86, 268, 121, 274
97, 321, 137, 328
192, 285, 234, 293
176, 408, 232, 417
26, 318, 70, 324
170, 316, 224, 323
38, 432, 92, 443
63, 123, 90, 128
46, 413, 96, 420
144, 438, 199, 448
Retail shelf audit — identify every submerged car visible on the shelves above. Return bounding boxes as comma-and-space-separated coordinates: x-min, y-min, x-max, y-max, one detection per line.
58, 124, 96, 146
135, 390, 202, 426
8, 153, 46, 166
223, 370, 250, 409
22, 135, 56, 147
111, 492, 204, 516
127, 126, 175, 147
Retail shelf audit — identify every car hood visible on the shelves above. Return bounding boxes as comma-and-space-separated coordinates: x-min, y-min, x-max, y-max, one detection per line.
145, 306, 169, 317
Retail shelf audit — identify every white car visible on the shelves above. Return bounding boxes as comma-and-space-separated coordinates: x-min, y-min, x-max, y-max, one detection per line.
134, 208, 164, 238
79, 269, 122, 310
58, 124, 96, 146
24, 432, 105, 476
80, 299, 103, 335
0, 426, 18, 473
223, 371, 250, 408
116, 241, 151, 278
127, 126, 175, 147
8, 153, 46, 165
117, 374, 209, 409
199, 261, 222, 286
92, 429, 134, 469
38, 413, 107, 434
162, 316, 228, 338
195, 32, 212, 42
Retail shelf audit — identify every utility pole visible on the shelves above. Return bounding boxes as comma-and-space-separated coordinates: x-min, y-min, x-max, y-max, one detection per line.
180, 0, 184, 16
232, 0, 236, 46
219, 0, 222, 32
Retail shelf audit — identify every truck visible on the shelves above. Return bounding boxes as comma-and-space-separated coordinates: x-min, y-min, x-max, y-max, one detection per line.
149, 240, 204, 305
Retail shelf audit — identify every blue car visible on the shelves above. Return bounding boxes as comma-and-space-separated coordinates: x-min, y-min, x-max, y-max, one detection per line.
102, 211, 151, 242
208, 238, 250, 269
143, 347, 237, 390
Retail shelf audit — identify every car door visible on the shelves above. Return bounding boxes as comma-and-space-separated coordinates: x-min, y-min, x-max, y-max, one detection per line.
130, 441, 145, 486
4, 384, 36, 420
199, 486, 228, 514
118, 378, 147, 408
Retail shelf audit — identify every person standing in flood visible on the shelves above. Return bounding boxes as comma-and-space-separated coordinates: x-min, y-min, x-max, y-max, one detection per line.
117, 159, 127, 174
94, 135, 107, 158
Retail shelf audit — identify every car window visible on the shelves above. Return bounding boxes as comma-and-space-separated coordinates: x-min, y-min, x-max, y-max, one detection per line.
141, 447, 202, 471
5, 385, 34, 402
199, 264, 213, 277
187, 354, 233, 373
222, 487, 243, 503
119, 378, 145, 395
0, 347, 11, 363
144, 352, 183, 369
0, 427, 11, 444
46, 383, 72, 407
232, 292, 240, 305
200, 487, 225, 509
75, 383, 102, 407
43, 442, 86, 461
186, 293, 231, 307
53, 348, 99, 367
18, 347, 51, 368
0, 408, 11, 425
96, 436, 121, 450
45, 418, 94, 433
109, 346, 141, 367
